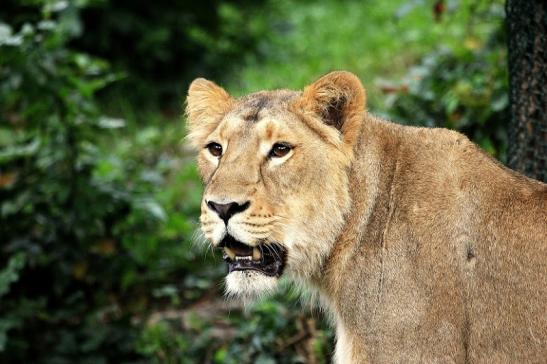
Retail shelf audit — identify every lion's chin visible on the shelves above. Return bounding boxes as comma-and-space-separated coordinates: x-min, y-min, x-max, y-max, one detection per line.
225, 271, 279, 302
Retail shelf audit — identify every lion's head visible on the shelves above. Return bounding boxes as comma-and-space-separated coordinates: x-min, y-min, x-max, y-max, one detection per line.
186, 71, 366, 300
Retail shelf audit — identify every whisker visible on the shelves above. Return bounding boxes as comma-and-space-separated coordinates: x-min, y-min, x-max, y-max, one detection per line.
240, 220, 278, 228
200, 221, 217, 226
191, 229, 208, 249
272, 243, 283, 261
264, 243, 282, 262
258, 244, 265, 264
240, 228, 271, 235
262, 244, 274, 259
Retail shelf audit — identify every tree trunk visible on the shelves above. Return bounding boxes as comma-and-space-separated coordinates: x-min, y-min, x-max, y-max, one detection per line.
506, 0, 547, 182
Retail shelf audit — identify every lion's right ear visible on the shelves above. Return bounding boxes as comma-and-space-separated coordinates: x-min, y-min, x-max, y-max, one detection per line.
296, 71, 366, 150
185, 78, 233, 149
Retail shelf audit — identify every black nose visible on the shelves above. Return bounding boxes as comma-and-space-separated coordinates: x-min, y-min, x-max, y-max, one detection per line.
207, 200, 250, 224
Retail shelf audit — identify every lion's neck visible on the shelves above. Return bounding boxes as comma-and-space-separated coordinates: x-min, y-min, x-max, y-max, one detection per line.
321, 114, 401, 294
315, 114, 404, 359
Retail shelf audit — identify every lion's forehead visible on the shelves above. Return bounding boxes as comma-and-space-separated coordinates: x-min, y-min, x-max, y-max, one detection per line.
217, 93, 304, 145
229, 90, 299, 122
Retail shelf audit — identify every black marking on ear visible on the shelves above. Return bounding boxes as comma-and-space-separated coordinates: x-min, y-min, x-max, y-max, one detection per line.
322, 96, 346, 130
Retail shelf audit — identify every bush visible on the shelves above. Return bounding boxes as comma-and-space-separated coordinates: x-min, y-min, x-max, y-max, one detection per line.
1, 0, 272, 109
72, 0, 271, 108
134, 289, 333, 364
0, 3, 177, 362
384, 2, 508, 161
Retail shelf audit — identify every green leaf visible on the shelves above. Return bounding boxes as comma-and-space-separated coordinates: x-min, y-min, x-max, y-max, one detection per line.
97, 116, 125, 129
135, 198, 167, 221
0, 252, 26, 298
0, 139, 40, 163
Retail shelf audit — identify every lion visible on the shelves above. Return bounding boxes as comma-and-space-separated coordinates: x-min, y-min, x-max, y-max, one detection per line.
185, 71, 547, 363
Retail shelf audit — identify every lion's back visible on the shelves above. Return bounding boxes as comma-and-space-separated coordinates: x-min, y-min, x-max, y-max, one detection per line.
398, 125, 547, 361
465, 169, 546, 362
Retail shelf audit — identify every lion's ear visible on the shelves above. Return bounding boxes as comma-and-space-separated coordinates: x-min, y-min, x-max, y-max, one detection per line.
185, 78, 233, 149
298, 71, 366, 147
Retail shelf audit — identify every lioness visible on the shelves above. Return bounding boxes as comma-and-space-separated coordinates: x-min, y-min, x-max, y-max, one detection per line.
186, 71, 546, 363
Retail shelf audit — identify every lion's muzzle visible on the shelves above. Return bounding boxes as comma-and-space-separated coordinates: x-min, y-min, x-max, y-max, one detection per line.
206, 199, 250, 224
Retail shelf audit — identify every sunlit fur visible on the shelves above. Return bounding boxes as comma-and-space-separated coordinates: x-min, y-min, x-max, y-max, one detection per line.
187, 72, 547, 363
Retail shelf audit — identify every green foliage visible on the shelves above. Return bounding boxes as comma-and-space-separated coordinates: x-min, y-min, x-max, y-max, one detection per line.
1, 0, 272, 108
385, 2, 508, 160
135, 291, 333, 364
0, 253, 26, 299
0, 6, 116, 363
229, 0, 499, 107
0, 3, 198, 362
72, 0, 271, 108
0, 253, 26, 351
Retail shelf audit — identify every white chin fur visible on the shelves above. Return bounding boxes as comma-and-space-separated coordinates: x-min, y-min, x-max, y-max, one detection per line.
225, 271, 279, 302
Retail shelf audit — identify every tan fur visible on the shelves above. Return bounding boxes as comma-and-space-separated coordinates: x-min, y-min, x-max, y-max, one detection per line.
186, 71, 547, 363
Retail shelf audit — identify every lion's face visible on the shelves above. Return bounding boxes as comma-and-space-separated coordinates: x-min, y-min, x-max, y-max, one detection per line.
186, 72, 366, 300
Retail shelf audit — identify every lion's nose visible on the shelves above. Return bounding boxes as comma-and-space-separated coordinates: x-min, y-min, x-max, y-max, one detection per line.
207, 200, 250, 224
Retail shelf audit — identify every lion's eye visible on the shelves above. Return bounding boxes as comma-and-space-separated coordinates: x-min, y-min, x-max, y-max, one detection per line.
206, 142, 223, 157
268, 143, 292, 158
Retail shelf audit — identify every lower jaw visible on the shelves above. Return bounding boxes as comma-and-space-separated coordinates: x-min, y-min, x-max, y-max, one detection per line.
227, 261, 284, 277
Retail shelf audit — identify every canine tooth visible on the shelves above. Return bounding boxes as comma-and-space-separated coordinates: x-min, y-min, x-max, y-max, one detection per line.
224, 248, 236, 260
252, 247, 261, 261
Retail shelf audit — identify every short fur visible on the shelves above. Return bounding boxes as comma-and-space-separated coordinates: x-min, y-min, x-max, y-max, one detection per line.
186, 71, 547, 363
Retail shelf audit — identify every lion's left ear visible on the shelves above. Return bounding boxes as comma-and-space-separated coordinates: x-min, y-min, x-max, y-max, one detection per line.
185, 78, 234, 149
298, 71, 366, 148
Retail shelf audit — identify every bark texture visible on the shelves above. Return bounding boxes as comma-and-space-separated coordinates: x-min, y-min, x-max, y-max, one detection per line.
506, 0, 547, 182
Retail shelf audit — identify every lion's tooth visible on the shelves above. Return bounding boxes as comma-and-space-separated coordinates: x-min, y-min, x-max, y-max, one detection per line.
224, 247, 236, 260
235, 256, 252, 261
252, 247, 261, 261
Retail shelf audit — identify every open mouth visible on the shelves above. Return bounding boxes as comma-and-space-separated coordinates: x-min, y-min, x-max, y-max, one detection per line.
219, 235, 287, 277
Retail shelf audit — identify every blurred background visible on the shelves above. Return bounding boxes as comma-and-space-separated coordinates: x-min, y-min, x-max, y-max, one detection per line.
0, 0, 523, 363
